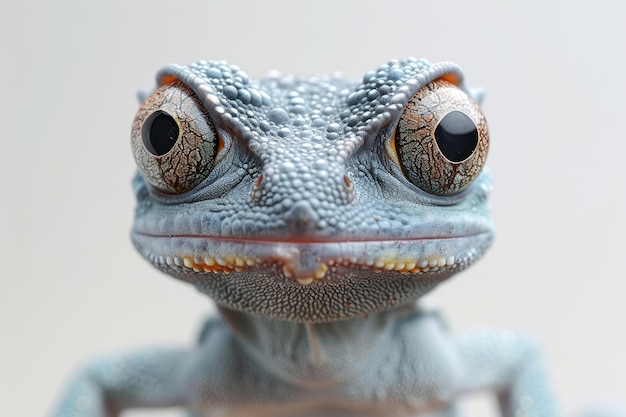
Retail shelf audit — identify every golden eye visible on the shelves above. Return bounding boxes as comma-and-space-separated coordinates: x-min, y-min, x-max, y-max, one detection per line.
394, 79, 489, 196
131, 81, 219, 194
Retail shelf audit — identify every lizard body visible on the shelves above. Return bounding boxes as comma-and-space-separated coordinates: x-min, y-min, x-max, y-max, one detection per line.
52, 58, 561, 417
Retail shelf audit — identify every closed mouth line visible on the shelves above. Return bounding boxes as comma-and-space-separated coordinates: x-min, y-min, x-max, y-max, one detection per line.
132, 230, 491, 244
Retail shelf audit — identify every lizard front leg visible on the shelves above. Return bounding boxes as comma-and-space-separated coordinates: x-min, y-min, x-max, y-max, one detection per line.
50, 348, 191, 417
455, 330, 563, 417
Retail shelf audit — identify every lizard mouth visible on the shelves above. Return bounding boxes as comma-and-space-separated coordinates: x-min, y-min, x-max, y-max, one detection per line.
131, 231, 493, 286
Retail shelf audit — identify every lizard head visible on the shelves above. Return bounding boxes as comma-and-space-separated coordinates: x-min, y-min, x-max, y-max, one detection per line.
130, 58, 493, 322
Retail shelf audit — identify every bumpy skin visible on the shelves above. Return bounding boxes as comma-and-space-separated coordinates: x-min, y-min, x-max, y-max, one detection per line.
52, 58, 562, 417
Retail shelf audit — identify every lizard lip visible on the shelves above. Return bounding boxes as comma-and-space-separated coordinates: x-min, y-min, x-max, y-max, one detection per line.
132, 231, 483, 244
132, 230, 493, 285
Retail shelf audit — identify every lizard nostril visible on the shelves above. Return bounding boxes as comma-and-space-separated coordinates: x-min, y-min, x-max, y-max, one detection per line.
251, 174, 264, 203
342, 173, 355, 203
254, 174, 264, 188
343, 173, 353, 190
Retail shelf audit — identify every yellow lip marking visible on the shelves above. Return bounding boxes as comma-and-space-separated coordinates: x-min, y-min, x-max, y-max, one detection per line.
181, 255, 253, 274
282, 263, 329, 286
314, 264, 328, 280
176, 254, 456, 283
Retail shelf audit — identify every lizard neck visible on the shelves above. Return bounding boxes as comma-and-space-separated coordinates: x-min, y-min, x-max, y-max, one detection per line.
217, 305, 408, 387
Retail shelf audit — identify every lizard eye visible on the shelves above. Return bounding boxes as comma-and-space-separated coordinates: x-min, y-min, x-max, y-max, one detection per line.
131, 81, 219, 194
394, 79, 489, 196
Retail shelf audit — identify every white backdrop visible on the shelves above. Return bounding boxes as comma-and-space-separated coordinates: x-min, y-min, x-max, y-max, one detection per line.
1, 1, 625, 416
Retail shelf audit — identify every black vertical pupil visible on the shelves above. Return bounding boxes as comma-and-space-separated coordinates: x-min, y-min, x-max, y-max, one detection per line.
142, 111, 180, 156
434, 111, 478, 162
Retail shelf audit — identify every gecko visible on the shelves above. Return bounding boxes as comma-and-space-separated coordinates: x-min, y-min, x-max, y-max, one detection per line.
52, 58, 564, 417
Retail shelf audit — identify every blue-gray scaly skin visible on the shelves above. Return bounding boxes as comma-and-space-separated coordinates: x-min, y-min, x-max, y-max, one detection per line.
52, 58, 564, 417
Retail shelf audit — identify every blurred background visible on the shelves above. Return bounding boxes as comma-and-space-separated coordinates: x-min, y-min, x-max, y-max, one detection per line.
1, 0, 625, 416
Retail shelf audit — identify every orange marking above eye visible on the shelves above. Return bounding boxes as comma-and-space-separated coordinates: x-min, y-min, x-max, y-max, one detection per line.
386, 129, 402, 169
438, 73, 461, 87
216, 133, 225, 155
159, 75, 179, 86
389, 130, 398, 156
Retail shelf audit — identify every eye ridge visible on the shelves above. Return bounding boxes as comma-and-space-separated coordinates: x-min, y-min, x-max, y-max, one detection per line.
142, 110, 180, 156
434, 110, 478, 163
